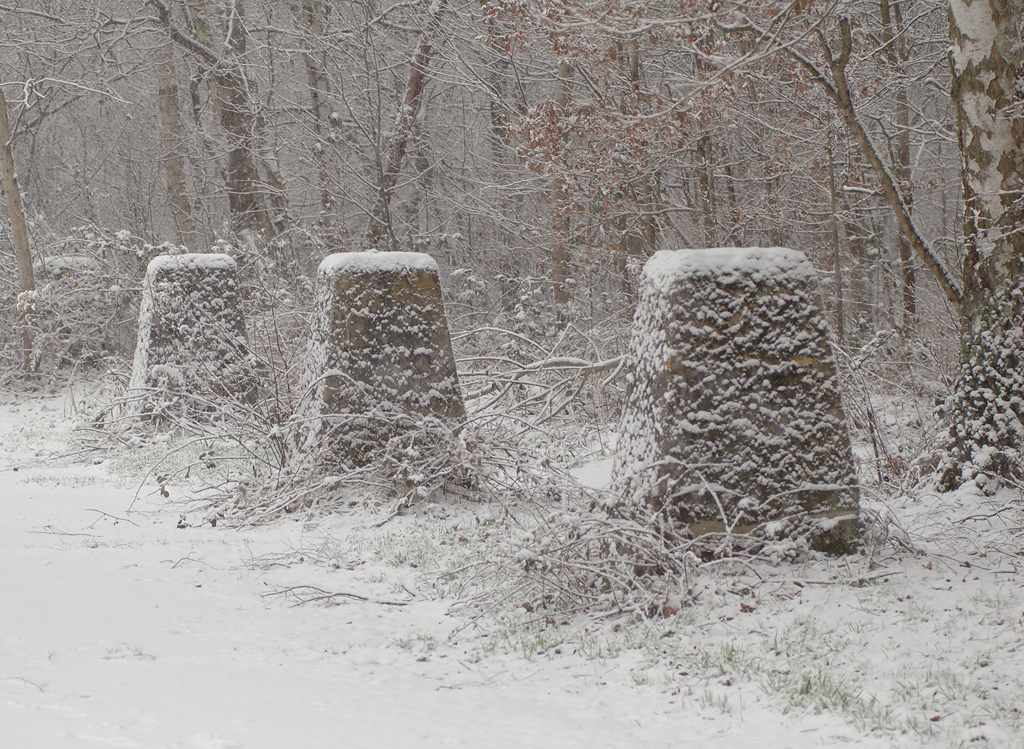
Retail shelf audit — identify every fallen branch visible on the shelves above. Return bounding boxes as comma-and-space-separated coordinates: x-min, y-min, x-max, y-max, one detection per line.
85, 508, 139, 528
462, 356, 624, 401
261, 584, 410, 607
793, 570, 905, 587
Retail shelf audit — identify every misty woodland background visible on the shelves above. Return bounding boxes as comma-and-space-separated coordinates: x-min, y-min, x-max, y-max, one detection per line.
0, 0, 967, 486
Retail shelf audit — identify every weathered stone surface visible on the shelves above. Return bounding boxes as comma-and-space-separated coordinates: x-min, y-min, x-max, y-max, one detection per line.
295, 251, 464, 466
129, 253, 255, 416
612, 248, 859, 554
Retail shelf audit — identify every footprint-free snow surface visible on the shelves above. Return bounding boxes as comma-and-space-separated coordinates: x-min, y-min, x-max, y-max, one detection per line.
2, 390, 1023, 748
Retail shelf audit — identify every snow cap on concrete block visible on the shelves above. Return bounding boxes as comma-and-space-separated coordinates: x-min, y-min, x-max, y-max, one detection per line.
319, 250, 439, 275
128, 253, 256, 417
643, 246, 817, 290
612, 247, 859, 554
295, 251, 464, 466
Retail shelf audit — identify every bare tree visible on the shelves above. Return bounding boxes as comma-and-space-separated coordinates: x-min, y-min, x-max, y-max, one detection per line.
878, 0, 916, 333
0, 75, 34, 372
941, 0, 1024, 486
299, 0, 336, 229
363, 0, 450, 250
787, 18, 962, 309
551, 58, 573, 327
155, 35, 199, 248
150, 0, 274, 239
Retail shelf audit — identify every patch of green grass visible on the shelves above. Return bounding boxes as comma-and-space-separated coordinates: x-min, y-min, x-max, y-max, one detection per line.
630, 666, 675, 688
901, 600, 935, 623
482, 622, 563, 660
478, 618, 600, 661
20, 473, 102, 488
697, 690, 732, 714
966, 589, 1020, 622
686, 641, 760, 680
843, 618, 875, 635
394, 632, 439, 653
892, 664, 987, 707
106, 437, 252, 489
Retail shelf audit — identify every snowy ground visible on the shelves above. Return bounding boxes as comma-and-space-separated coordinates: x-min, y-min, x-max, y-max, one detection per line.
2, 387, 1023, 748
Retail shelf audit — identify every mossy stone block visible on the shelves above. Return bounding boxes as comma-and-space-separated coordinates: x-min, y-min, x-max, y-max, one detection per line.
129, 253, 255, 417
296, 251, 464, 466
612, 248, 859, 554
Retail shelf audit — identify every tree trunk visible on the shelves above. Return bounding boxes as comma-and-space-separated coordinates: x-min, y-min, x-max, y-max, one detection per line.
0, 77, 35, 373
155, 36, 199, 249
827, 139, 845, 344
217, 0, 273, 239
300, 0, 336, 228
695, 134, 717, 246
722, 159, 739, 246
625, 40, 658, 258
481, 7, 525, 262
184, 0, 218, 120
879, 0, 916, 333
941, 0, 1024, 487
254, 23, 290, 240
894, 86, 917, 333
551, 59, 573, 328
153, 0, 272, 239
363, 0, 449, 250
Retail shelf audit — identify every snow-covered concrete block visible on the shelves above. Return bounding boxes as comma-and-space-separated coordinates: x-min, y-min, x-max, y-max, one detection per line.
295, 251, 464, 466
612, 248, 859, 554
129, 253, 255, 416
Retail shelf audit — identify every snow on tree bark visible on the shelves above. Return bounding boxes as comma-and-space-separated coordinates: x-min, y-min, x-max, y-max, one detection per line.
941, 0, 1024, 487
129, 253, 256, 419
155, 36, 198, 250
300, 0, 336, 228
0, 71, 35, 373
294, 252, 464, 467
612, 248, 860, 555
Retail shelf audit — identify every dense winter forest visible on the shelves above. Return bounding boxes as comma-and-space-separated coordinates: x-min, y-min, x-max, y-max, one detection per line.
0, 0, 965, 382
2, 1, 1024, 745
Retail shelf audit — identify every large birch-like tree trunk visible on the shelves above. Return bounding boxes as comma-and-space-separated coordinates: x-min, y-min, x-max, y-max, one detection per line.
941, 0, 1024, 486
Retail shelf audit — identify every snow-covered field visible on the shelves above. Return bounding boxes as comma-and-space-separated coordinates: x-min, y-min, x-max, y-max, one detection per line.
2, 387, 1022, 748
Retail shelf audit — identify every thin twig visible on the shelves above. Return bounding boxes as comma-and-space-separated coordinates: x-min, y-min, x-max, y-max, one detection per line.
262, 585, 410, 607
